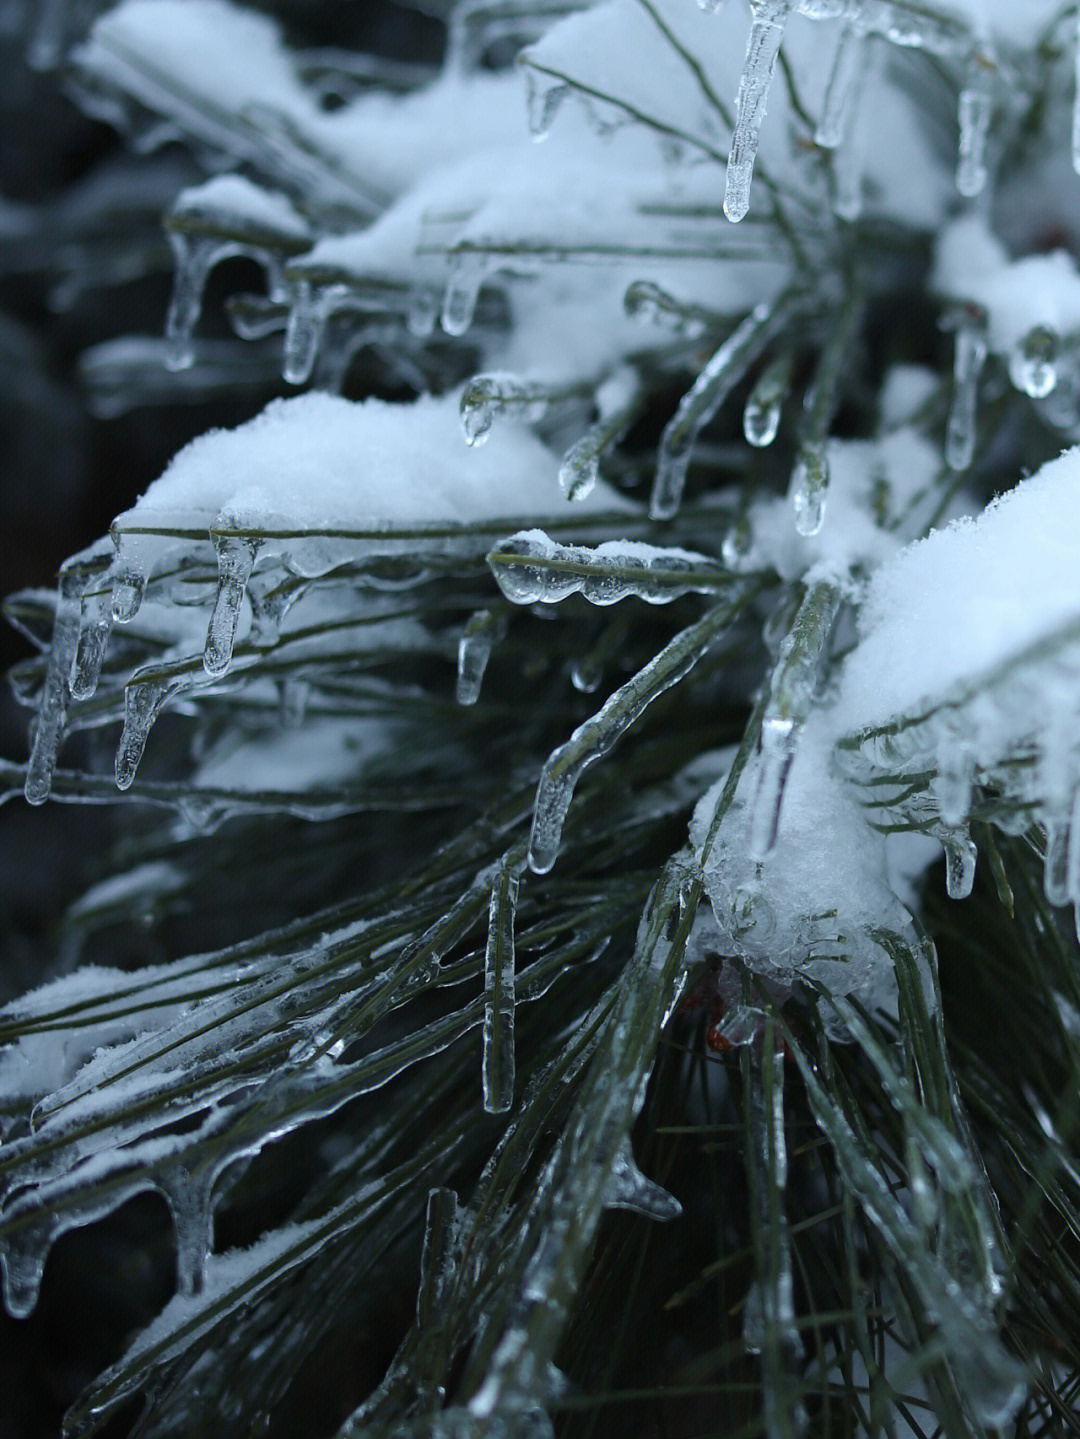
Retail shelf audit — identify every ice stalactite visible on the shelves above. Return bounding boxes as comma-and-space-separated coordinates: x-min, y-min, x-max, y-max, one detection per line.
459, 374, 551, 446
482, 856, 519, 1115
525, 69, 569, 140
651, 296, 792, 520
815, 22, 869, 151
956, 48, 995, 198
456, 609, 500, 706
743, 347, 794, 448
944, 308, 987, 472
283, 280, 330, 386
748, 578, 842, 860
724, 1, 793, 224
204, 535, 261, 677
442, 252, 492, 337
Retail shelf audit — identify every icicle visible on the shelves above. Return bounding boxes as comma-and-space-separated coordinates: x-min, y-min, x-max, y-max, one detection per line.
1009, 324, 1058, 399
460, 375, 549, 446
457, 609, 498, 706
932, 735, 974, 828
283, 280, 328, 386
790, 442, 828, 537
529, 598, 742, 873
604, 1140, 682, 1220
945, 309, 987, 472
489, 532, 726, 609
161, 1167, 214, 1297
165, 233, 224, 371
956, 49, 995, 198
483, 858, 519, 1115
748, 716, 797, 860
25, 560, 95, 805
1044, 818, 1070, 907
944, 830, 977, 900
743, 348, 793, 448
724, 1, 793, 223
70, 577, 114, 700
115, 669, 196, 790
442, 252, 490, 337
0, 1211, 53, 1318
559, 372, 642, 503
204, 535, 260, 677
815, 23, 868, 149
570, 659, 601, 694
652, 299, 785, 520
623, 280, 709, 338
417, 1188, 460, 1329
748, 578, 842, 859
525, 70, 569, 140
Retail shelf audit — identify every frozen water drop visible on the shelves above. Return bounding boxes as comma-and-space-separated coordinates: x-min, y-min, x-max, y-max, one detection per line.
115, 676, 171, 789
165, 234, 219, 371
25, 561, 92, 805
1044, 819, 1070, 907
204, 536, 260, 676
570, 658, 602, 694
816, 23, 868, 149
945, 311, 987, 472
0, 1214, 53, 1319
944, 831, 977, 900
956, 50, 995, 198
483, 860, 518, 1114
283, 281, 327, 386
111, 570, 147, 623
559, 442, 599, 502
442, 253, 489, 337
460, 374, 547, 445
748, 716, 796, 859
457, 610, 496, 706
1009, 325, 1058, 399
743, 394, 781, 448
791, 443, 828, 537
724, 1, 792, 223
525, 70, 568, 140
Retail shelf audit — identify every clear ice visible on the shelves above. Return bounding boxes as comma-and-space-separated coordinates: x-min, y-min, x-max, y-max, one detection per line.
482, 859, 519, 1114
724, 2, 793, 224
204, 536, 260, 676
945, 310, 987, 472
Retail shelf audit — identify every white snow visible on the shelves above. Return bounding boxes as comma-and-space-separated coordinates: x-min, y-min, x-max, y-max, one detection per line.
171, 175, 311, 240
837, 445, 1080, 735
124, 391, 633, 528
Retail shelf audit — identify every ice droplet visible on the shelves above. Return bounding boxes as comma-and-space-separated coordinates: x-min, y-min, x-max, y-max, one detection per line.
956, 50, 995, 198
0, 1212, 53, 1318
945, 311, 987, 472
442, 252, 490, 337
1044, 818, 1070, 907
944, 830, 977, 900
1009, 325, 1058, 399
204, 536, 260, 676
165, 233, 223, 371
525, 69, 568, 140
933, 737, 974, 828
482, 859, 518, 1114
283, 280, 328, 386
111, 569, 147, 623
748, 716, 797, 859
743, 348, 793, 447
460, 375, 548, 446
161, 1167, 214, 1297
724, 1, 792, 223
652, 300, 779, 520
457, 610, 497, 706
815, 23, 868, 149
25, 560, 95, 805
791, 442, 828, 537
